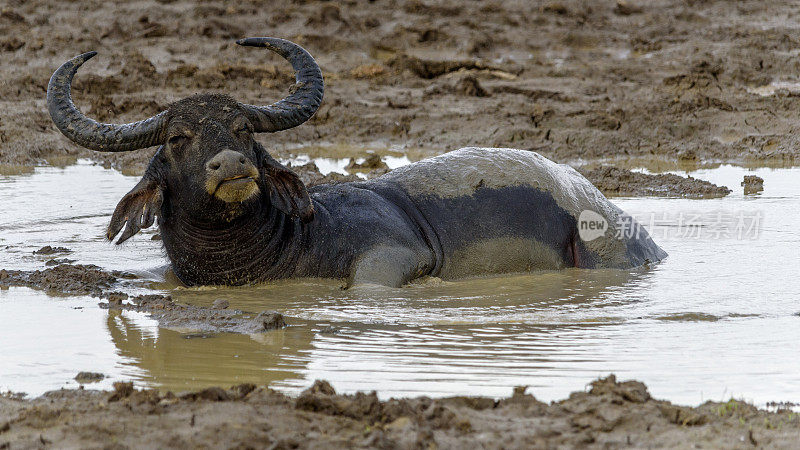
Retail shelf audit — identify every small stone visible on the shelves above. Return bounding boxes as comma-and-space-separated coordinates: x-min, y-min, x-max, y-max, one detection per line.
742, 175, 764, 195
345, 154, 388, 173
196, 387, 230, 401
304, 380, 336, 395
33, 245, 71, 255
455, 75, 490, 97
108, 381, 134, 401
247, 311, 287, 332
45, 258, 75, 267
0, 269, 8, 280
385, 416, 413, 432
541, 2, 568, 15
231, 383, 256, 398
74, 372, 105, 383
212, 298, 229, 309
614, 0, 643, 15
677, 148, 697, 161
106, 292, 129, 303
512, 386, 528, 396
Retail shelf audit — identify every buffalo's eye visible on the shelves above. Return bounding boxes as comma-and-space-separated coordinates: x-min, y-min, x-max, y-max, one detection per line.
168, 135, 188, 148
235, 123, 252, 135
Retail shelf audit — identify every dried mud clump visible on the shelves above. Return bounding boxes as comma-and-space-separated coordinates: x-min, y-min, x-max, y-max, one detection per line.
0, 263, 122, 296
74, 372, 105, 384
344, 154, 389, 175
103, 294, 287, 334
582, 166, 732, 198
455, 75, 490, 97
1, 375, 799, 448
742, 175, 764, 194
32, 245, 71, 255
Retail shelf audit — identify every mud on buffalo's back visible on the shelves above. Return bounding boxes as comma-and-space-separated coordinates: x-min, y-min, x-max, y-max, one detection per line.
373, 147, 667, 269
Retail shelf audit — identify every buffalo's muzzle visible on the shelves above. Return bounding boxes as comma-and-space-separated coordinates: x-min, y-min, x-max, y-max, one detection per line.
205, 150, 260, 203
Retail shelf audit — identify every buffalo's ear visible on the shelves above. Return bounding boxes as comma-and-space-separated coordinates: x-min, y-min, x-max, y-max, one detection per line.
107, 175, 163, 244
261, 155, 314, 223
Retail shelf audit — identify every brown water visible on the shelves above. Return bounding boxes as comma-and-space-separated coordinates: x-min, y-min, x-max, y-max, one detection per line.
1, 160, 799, 406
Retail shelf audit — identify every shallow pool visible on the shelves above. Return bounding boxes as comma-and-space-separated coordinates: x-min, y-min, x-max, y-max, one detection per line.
1, 160, 798, 406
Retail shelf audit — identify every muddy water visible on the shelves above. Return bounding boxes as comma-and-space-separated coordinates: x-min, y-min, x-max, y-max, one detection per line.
1, 160, 799, 406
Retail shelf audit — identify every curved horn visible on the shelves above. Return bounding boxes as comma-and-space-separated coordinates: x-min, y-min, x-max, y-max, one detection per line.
236, 37, 324, 133
46, 51, 167, 152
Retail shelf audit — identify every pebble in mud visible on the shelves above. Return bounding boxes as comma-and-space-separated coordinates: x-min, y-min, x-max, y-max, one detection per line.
742, 175, 764, 195
345, 154, 389, 173
211, 298, 229, 309
614, 0, 644, 16
105, 292, 129, 304
289, 161, 360, 187
44, 258, 76, 266
32, 246, 72, 255
677, 148, 698, 161
455, 74, 490, 97
245, 311, 287, 333
74, 372, 105, 384
318, 326, 341, 335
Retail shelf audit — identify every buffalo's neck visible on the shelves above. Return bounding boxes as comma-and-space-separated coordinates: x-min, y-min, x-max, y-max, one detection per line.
158, 202, 309, 285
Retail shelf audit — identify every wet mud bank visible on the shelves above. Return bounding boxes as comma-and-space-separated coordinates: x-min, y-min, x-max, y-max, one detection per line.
3, 0, 800, 175
0, 261, 286, 334
581, 166, 732, 198
0, 263, 130, 297
2, 375, 799, 448
103, 294, 287, 334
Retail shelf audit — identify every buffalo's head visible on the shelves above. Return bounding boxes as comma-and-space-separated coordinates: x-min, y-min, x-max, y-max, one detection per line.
46, 38, 322, 243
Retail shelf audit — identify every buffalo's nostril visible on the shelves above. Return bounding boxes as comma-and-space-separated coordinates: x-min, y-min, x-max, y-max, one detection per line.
207, 150, 248, 173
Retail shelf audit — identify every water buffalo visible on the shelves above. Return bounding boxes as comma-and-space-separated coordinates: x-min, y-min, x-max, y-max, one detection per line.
47, 37, 667, 287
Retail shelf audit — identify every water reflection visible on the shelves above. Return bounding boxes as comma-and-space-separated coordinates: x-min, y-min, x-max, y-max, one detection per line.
103, 268, 646, 398
106, 310, 312, 391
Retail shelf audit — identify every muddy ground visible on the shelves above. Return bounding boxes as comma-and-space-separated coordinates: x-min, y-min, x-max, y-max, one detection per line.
3, 0, 800, 186
2, 0, 800, 447
2, 375, 799, 449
